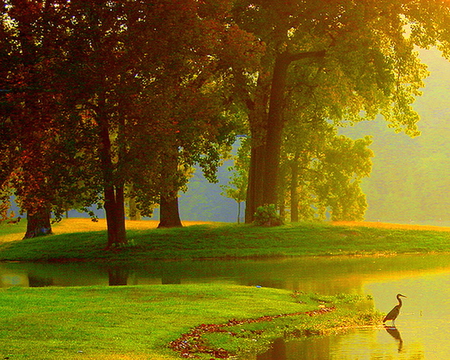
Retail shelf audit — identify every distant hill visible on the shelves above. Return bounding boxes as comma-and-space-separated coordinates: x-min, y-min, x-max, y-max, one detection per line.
177, 160, 239, 223
340, 48, 450, 226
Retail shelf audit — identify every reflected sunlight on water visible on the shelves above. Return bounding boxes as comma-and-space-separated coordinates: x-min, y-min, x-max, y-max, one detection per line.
257, 269, 450, 359
366, 272, 450, 359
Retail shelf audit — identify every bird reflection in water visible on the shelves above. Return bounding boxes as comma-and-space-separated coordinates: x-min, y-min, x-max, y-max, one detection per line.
384, 324, 403, 352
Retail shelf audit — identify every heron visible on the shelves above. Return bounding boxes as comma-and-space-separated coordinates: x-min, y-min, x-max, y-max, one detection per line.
383, 294, 407, 326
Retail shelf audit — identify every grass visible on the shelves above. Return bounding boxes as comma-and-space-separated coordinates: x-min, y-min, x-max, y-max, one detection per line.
0, 218, 211, 242
195, 292, 378, 359
0, 284, 379, 359
1, 219, 424, 359
2, 218, 450, 262
0, 219, 28, 242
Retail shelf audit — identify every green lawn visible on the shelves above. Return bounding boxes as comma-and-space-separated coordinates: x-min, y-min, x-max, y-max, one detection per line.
1, 219, 450, 262
0, 284, 378, 359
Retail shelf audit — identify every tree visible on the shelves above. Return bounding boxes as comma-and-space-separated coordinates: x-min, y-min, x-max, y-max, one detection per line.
125, 1, 263, 228
278, 62, 375, 222
313, 135, 373, 221
0, 0, 85, 237
1, 0, 264, 241
221, 137, 250, 223
231, 0, 450, 223
53, 0, 261, 242
157, 147, 183, 228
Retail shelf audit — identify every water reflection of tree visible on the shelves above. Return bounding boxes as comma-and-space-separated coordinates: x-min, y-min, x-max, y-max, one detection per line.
257, 336, 331, 360
108, 266, 128, 286
28, 275, 54, 287
257, 338, 286, 360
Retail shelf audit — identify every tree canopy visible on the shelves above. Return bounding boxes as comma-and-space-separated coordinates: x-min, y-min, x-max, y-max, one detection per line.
230, 0, 450, 222
2, 0, 450, 242
0, 0, 262, 243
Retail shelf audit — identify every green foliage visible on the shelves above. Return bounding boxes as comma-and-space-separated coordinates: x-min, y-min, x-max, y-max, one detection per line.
232, 0, 450, 220
315, 135, 374, 221
221, 137, 250, 222
281, 116, 374, 221
340, 49, 450, 225
222, 138, 250, 203
253, 204, 284, 226
0, 0, 263, 243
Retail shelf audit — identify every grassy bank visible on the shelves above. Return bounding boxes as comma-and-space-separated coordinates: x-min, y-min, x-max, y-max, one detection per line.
0, 284, 378, 359
0, 220, 405, 358
2, 219, 450, 262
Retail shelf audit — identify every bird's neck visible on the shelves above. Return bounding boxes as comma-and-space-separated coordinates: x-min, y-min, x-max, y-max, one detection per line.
397, 296, 403, 307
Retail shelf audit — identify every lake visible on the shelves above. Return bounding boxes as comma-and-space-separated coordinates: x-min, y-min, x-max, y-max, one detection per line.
1, 254, 450, 359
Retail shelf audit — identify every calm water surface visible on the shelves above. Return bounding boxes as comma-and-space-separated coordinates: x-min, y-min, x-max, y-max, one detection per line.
1, 254, 450, 359
255, 256, 450, 360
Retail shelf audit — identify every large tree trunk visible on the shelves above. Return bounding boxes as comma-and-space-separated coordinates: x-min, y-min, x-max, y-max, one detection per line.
245, 54, 289, 222
245, 144, 265, 223
24, 206, 52, 239
262, 52, 290, 206
245, 73, 271, 224
245, 51, 325, 223
104, 184, 127, 248
158, 194, 182, 228
98, 99, 127, 248
158, 147, 182, 228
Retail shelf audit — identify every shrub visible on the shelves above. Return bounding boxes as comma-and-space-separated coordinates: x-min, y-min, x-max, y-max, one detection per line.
254, 204, 284, 227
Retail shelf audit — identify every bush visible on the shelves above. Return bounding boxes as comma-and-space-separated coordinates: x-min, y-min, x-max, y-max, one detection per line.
254, 204, 284, 227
